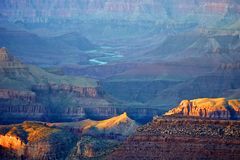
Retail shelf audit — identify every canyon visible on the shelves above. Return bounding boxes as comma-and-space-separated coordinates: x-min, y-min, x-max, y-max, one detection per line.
0, 1, 240, 110
106, 98, 240, 159
0, 1, 239, 159
1, 102, 240, 160
0, 47, 167, 124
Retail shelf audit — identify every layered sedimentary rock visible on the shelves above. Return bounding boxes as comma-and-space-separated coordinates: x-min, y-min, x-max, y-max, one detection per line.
0, 0, 239, 24
0, 121, 77, 160
32, 84, 99, 98
0, 89, 36, 102
108, 117, 240, 160
164, 98, 240, 119
0, 104, 46, 114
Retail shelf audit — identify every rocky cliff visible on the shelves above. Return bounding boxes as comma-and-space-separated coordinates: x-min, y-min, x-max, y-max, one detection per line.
108, 117, 240, 160
0, 0, 239, 24
0, 0, 239, 39
164, 98, 240, 119
0, 121, 77, 160
0, 89, 36, 102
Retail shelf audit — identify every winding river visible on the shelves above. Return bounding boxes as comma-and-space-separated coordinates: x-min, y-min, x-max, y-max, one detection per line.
87, 46, 123, 65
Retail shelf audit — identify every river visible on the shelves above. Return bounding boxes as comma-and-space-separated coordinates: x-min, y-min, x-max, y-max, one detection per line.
87, 46, 123, 65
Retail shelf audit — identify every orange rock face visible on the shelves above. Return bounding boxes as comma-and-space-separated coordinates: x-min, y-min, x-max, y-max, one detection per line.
164, 98, 240, 119
0, 135, 25, 152
0, 122, 77, 159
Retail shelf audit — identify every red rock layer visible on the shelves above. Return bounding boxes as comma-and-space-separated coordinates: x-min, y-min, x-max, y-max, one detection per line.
108, 117, 240, 160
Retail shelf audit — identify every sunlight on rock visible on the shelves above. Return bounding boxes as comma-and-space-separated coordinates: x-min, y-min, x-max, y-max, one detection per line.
165, 98, 240, 119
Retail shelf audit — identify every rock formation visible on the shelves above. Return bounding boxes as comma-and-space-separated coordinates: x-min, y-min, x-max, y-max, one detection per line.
51, 113, 139, 160
0, 47, 27, 76
50, 112, 139, 137
0, 121, 77, 160
164, 98, 240, 119
108, 117, 240, 160
0, 47, 12, 61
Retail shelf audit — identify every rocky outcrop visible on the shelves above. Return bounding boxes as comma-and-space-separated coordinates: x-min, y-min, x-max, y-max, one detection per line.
0, 134, 25, 157
164, 98, 240, 119
50, 112, 139, 137
0, 47, 12, 62
0, 47, 27, 75
83, 112, 139, 136
108, 117, 240, 160
0, 121, 77, 160
228, 99, 240, 119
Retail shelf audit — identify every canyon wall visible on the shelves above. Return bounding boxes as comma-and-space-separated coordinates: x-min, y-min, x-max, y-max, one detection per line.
0, 0, 239, 23
32, 84, 99, 98
0, 89, 36, 102
108, 117, 240, 160
1, 0, 239, 38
